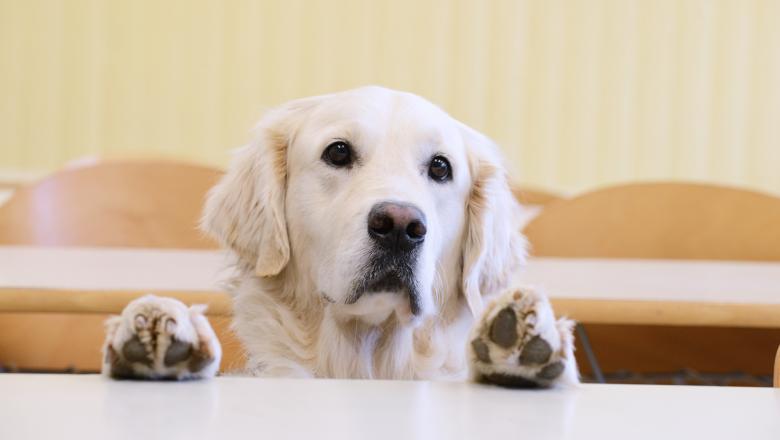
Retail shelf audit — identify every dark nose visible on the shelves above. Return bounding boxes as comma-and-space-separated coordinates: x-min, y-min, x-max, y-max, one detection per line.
367, 201, 427, 252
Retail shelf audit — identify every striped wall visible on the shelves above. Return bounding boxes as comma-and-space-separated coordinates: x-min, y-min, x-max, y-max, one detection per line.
1, 0, 779, 194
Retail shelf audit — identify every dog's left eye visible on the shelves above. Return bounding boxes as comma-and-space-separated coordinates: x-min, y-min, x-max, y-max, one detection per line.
322, 141, 354, 167
428, 155, 452, 182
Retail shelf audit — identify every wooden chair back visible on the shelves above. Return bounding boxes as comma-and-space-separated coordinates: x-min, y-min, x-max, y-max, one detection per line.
0, 161, 221, 248
511, 185, 562, 207
524, 182, 780, 260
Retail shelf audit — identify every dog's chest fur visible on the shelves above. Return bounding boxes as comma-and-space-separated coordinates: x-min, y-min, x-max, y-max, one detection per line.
229, 275, 472, 380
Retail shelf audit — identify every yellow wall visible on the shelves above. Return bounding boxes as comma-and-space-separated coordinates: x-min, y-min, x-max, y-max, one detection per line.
1, 0, 779, 194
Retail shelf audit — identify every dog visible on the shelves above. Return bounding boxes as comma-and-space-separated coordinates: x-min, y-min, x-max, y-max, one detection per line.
102, 86, 578, 387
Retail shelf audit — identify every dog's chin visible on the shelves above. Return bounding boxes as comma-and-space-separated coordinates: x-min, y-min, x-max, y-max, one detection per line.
334, 291, 419, 326
328, 252, 428, 326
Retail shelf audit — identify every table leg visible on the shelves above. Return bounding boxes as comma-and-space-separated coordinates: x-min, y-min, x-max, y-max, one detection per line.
576, 324, 605, 383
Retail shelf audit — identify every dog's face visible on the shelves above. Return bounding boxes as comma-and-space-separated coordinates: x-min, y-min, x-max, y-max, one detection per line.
203, 87, 525, 326
284, 88, 472, 323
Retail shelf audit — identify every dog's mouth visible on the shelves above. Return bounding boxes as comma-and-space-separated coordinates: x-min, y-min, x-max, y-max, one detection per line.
345, 254, 421, 316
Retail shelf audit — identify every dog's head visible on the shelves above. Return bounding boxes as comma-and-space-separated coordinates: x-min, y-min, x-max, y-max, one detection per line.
202, 86, 525, 325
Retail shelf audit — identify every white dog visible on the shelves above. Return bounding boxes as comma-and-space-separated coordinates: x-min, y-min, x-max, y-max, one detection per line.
102, 86, 578, 387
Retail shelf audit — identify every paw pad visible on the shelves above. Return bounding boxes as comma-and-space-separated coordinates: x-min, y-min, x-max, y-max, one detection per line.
489, 307, 518, 348
537, 362, 564, 380
519, 336, 552, 365
469, 288, 572, 388
482, 373, 541, 389
471, 338, 491, 364
164, 340, 193, 366
121, 335, 151, 365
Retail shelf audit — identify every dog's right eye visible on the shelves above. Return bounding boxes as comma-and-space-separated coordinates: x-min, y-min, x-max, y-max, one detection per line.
322, 141, 353, 167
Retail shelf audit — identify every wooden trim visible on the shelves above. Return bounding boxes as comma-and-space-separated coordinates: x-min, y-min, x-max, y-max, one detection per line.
2, 288, 779, 328
0, 288, 231, 316
551, 299, 780, 328
774, 345, 780, 388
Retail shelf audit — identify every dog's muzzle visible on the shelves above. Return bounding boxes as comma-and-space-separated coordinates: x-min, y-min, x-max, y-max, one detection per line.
344, 201, 427, 315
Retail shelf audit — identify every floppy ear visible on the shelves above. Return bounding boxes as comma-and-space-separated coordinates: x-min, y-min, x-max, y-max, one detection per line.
201, 99, 316, 277
460, 126, 527, 317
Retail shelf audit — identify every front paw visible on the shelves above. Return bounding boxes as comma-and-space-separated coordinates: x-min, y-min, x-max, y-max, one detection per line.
102, 294, 221, 380
469, 287, 578, 388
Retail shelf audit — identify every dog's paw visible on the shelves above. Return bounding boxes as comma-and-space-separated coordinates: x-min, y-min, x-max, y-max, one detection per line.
468, 287, 578, 388
102, 294, 222, 380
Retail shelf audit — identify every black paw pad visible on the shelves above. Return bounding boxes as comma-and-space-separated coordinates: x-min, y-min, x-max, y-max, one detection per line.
164, 340, 193, 366
471, 339, 491, 363
188, 344, 214, 373
107, 346, 136, 378
489, 307, 518, 348
519, 336, 552, 365
536, 361, 565, 380
481, 373, 540, 389
122, 335, 151, 365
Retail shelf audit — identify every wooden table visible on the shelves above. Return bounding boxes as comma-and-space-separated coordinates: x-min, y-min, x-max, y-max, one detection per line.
2, 246, 779, 327
1, 374, 778, 439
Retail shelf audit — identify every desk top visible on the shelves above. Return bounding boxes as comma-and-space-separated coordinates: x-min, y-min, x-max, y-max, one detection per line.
3, 246, 779, 302
0, 246, 230, 291
2, 246, 780, 326
1, 374, 778, 440
517, 257, 780, 304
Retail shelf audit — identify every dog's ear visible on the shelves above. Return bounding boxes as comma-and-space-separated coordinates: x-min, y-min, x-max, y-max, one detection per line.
201, 98, 317, 277
460, 125, 527, 317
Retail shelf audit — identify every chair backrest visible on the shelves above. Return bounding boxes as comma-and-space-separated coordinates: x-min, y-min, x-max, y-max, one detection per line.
511, 185, 562, 207
523, 182, 780, 261
0, 161, 222, 248
775, 345, 780, 388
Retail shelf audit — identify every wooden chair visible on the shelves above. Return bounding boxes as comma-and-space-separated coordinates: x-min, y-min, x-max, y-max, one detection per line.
0, 161, 221, 248
511, 184, 562, 207
510, 185, 563, 228
0, 161, 244, 373
774, 345, 780, 387
524, 182, 780, 260
0, 178, 23, 190
0, 179, 21, 207
523, 182, 780, 384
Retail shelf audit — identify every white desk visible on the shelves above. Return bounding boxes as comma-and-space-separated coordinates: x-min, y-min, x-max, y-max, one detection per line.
2, 246, 780, 326
0, 246, 234, 315
518, 258, 780, 304
0, 246, 230, 291
516, 257, 780, 327
0, 374, 778, 439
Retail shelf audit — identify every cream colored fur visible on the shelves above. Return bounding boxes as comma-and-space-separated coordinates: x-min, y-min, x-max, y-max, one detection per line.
201, 86, 569, 381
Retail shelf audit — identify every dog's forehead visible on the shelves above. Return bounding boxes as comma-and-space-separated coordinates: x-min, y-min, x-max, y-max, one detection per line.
306, 87, 458, 142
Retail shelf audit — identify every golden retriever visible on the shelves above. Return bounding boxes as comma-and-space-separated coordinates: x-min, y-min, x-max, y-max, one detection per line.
102, 86, 578, 387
